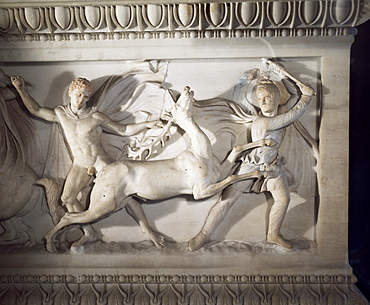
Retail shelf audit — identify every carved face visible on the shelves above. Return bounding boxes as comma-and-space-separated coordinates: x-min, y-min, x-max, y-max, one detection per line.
256, 86, 279, 115
69, 87, 91, 110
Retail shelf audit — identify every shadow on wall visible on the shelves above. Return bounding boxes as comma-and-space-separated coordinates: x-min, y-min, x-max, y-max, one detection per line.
349, 21, 370, 301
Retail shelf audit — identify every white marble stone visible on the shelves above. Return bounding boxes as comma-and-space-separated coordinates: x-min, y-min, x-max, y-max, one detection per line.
0, 0, 369, 304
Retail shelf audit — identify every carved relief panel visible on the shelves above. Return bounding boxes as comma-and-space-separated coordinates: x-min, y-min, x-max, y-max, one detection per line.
0, 0, 369, 304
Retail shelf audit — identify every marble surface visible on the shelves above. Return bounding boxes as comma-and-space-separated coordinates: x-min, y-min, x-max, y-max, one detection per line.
0, 1, 369, 304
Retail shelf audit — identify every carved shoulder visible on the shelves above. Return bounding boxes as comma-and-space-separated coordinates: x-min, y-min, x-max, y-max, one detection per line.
92, 111, 109, 121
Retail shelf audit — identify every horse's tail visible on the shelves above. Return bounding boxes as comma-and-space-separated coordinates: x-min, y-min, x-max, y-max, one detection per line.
36, 177, 65, 224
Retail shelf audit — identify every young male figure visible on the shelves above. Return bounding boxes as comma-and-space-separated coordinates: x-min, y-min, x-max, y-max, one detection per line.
11, 76, 165, 250
188, 67, 315, 251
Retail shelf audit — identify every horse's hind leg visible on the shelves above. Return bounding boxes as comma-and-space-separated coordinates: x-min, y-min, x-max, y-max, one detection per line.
125, 198, 166, 248
193, 171, 262, 200
44, 188, 120, 253
44, 210, 98, 253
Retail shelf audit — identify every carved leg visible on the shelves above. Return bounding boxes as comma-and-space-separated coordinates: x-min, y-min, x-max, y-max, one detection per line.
173, 87, 214, 163
266, 178, 292, 249
220, 139, 277, 178
0, 218, 36, 247
70, 225, 99, 251
61, 165, 99, 251
44, 204, 116, 253
189, 185, 245, 251
36, 177, 65, 225
15, 218, 36, 247
225, 139, 265, 165
0, 219, 18, 243
171, 86, 194, 122
45, 185, 121, 253
44, 210, 99, 253
125, 198, 166, 248
193, 171, 261, 200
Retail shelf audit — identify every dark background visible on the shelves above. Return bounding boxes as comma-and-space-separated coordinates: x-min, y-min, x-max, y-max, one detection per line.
349, 20, 370, 300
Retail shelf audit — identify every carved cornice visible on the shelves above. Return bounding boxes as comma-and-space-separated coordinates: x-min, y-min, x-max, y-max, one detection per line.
0, 0, 369, 42
0, 273, 368, 305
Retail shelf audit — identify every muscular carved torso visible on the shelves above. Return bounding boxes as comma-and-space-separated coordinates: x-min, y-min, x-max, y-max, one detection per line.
56, 106, 112, 171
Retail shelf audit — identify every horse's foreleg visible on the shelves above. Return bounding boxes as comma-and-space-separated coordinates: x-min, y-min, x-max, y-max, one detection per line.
174, 87, 214, 162
193, 171, 262, 200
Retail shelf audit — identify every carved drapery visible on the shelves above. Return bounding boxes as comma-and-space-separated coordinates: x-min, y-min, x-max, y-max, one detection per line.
1, 1, 370, 304
0, 0, 369, 42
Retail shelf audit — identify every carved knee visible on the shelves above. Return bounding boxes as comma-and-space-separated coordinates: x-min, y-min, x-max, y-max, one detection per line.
60, 193, 80, 212
60, 193, 72, 206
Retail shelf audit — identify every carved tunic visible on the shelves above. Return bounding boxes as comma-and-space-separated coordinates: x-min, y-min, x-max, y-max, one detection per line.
234, 94, 312, 193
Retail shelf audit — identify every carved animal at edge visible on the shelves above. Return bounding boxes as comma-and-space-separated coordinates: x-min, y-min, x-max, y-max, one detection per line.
0, 71, 50, 246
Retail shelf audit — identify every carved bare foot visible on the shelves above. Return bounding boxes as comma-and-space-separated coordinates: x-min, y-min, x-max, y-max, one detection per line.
146, 230, 166, 249
171, 86, 194, 122
267, 234, 292, 249
188, 232, 208, 251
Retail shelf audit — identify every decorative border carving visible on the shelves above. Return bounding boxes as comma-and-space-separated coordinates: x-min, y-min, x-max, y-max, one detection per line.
0, 28, 357, 44
0, 273, 355, 285
0, 0, 369, 43
1, 1, 369, 304
0, 273, 367, 305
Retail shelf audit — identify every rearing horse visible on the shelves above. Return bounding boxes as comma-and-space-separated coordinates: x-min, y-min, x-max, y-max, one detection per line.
44, 86, 274, 252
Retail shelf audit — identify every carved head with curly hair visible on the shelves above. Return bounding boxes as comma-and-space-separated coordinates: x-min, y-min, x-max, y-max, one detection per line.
68, 77, 93, 96
68, 77, 93, 111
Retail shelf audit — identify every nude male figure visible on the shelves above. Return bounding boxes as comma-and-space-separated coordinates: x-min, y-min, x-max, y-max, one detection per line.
43, 86, 274, 253
11, 76, 165, 250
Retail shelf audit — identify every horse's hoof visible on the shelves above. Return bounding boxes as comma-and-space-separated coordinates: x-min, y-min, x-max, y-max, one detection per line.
44, 235, 57, 253
188, 232, 208, 251
45, 243, 57, 253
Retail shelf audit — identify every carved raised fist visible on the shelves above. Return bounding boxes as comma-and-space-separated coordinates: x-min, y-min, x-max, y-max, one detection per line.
262, 58, 287, 79
11, 76, 25, 91
264, 138, 277, 147
299, 83, 316, 97
270, 62, 287, 79
86, 166, 97, 176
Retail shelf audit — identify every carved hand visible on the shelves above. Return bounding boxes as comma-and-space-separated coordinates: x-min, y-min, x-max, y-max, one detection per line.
263, 59, 287, 78
10, 76, 25, 91
264, 139, 277, 147
270, 62, 287, 78
86, 166, 97, 176
160, 111, 173, 122
147, 120, 163, 129
298, 83, 316, 97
